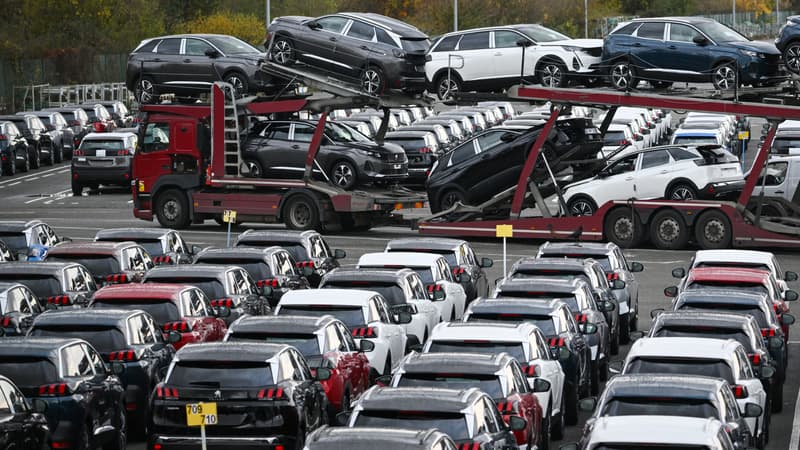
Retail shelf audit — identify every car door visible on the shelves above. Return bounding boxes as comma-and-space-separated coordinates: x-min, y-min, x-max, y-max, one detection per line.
0, 378, 44, 448
481, 396, 513, 446
0, 381, 18, 448
492, 30, 529, 84
666, 23, 710, 76
455, 31, 494, 83
151, 38, 184, 87
463, 244, 488, 297
258, 123, 295, 177
756, 160, 790, 200
300, 16, 350, 72
182, 37, 217, 87
339, 20, 377, 78
630, 22, 667, 80
633, 149, 675, 199
287, 348, 325, 428
469, 130, 518, 201
62, 344, 107, 432
336, 321, 369, 389
290, 122, 319, 172
373, 297, 402, 361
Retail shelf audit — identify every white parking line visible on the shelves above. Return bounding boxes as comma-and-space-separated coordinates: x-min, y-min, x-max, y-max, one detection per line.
790, 387, 800, 450
27, 177, 39, 181
24, 197, 46, 204
43, 189, 74, 205
0, 165, 67, 185
8, 181, 20, 186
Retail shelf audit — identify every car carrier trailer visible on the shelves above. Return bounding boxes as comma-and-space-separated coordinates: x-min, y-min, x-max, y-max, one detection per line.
417, 85, 800, 250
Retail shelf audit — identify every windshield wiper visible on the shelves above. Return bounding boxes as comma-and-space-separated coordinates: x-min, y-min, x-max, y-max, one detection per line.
189, 381, 221, 387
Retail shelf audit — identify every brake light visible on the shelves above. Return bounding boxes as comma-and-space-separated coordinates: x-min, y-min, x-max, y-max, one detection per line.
210, 298, 234, 308
453, 267, 466, 276
761, 328, 776, 337
459, 443, 481, 450
427, 284, 444, 293
73, 149, 84, 156
295, 260, 315, 268
574, 313, 588, 324
1, 316, 11, 327
549, 337, 565, 347
47, 295, 71, 305
0, 134, 6, 140
38, 383, 71, 397
419, 146, 432, 153
732, 385, 748, 399
749, 353, 761, 365
152, 255, 172, 265
109, 349, 138, 362
118, 148, 131, 156
351, 327, 377, 338
257, 279, 280, 288
257, 387, 285, 399
155, 386, 179, 399
69, 120, 80, 126
521, 364, 538, 377
105, 273, 129, 284
51, 442, 71, 449
607, 272, 620, 281
496, 400, 518, 414
93, 122, 105, 132
163, 321, 191, 332
619, 139, 630, 145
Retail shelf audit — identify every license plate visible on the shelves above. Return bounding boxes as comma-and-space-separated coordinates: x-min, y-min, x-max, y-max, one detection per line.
96, 149, 106, 157
77, 157, 86, 162
393, 164, 402, 169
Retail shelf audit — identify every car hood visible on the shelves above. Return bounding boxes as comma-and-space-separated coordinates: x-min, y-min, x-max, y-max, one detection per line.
541, 38, 603, 48
725, 40, 781, 55
564, 175, 599, 192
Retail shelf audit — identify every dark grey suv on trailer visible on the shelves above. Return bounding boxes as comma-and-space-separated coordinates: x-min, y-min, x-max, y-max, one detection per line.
126, 34, 272, 103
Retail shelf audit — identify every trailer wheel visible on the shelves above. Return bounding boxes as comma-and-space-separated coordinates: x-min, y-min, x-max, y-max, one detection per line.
649, 209, 689, 250
283, 194, 320, 231
155, 189, 191, 229
604, 207, 644, 248
694, 209, 732, 249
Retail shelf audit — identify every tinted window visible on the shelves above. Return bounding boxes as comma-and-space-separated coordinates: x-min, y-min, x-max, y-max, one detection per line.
678, 303, 769, 328
228, 332, 320, 355
135, 39, 159, 53
185, 38, 213, 56
448, 141, 478, 166
434, 35, 460, 52
466, 313, 557, 335
427, 340, 526, 361
30, 326, 127, 354
0, 232, 27, 251
0, 275, 61, 298
145, 277, 226, 299
687, 281, 767, 295
653, 326, 752, 350
612, 22, 640, 35
640, 150, 670, 169
62, 345, 92, 377
195, 258, 272, 280
0, 380, 25, 412
625, 358, 734, 384
277, 306, 365, 328
669, 24, 701, 43
673, 135, 719, 146
156, 38, 181, 54
398, 373, 503, 397
354, 410, 469, 441
602, 396, 718, 418
168, 361, 274, 388
637, 22, 665, 39
494, 31, 523, 48
293, 124, 315, 143
46, 255, 120, 278
316, 16, 348, 33
458, 32, 490, 50
322, 281, 406, 306
263, 123, 291, 140
667, 147, 699, 161
376, 28, 398, 47
205, 36, 260, 55
91, 299, 180, 326
347, 21, 375, 41
0, 357, 58, 388
517, 25, 569, 42
237, 240, 309, 261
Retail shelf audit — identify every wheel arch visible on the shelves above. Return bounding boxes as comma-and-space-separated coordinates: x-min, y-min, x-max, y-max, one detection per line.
277, 188, 328, 222
431, 68, 464, 85
664, 177, 699, 199
535, 55, 569, 71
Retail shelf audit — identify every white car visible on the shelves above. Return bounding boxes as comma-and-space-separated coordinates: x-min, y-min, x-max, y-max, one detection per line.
617, 337, 769, 442
597, 112, 653, 148
671, 127, 728, 148
563, 145, 744, 215
597, 123, 638, 160
423, 320, 566, 436
425, 24, 602, 98
357, 252, 467, 320
753, 154, 800, 205
674, 249, 798, 294
566, 416, 737, 450
275, 289, 409, 375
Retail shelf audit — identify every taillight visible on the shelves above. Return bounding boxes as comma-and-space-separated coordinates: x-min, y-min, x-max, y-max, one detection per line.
155, 386, 179, 399
210, 298, 234, 308
427, 284, 444, 293
521, 364, 538, 377
295, 260, 315, 268
453, 267, 466, 276
257, 279, 280, 288
749, 353, 762, 365
105, 273, 129, 284
762, 328, 777, 337
732, 385, 748, 399
93, 122, 105, 132
574, 313, 588, 324
496, 400, 519, 414
351, 327, 377, 338
419, 146, 432, 153
73, 149, 84, 156
163, 321, 191, 332
47, 295, 71, 305
458, 443, 481, 450
607, 272, 620, 281
1, 316, 12, 327
38, 383, 71, 397
257, 387, 285, 399
620, 139, 630, 145
152, 255, 173, 265
548, 337, 566, 347
0, 134, 7, 140
118, 148, 132, 156
109, 349, 138, 362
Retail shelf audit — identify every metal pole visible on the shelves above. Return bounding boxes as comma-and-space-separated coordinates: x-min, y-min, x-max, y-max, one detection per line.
266, 0, 270, 27
453, 0, 458, 32
777, 0, 781, 26
226, 220, 232, 247
201, 423, 207, 450
732, 0, 736, 28
503, 237, 507, 279
585, 0, 589, 38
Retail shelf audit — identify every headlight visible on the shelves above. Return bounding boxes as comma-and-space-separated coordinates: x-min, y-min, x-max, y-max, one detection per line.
739, 49, 765, 58
561, 46, 581, 52
359, 149, 384, 159
392, 48, 406, 58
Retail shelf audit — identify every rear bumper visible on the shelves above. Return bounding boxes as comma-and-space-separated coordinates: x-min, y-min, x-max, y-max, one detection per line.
699, 179, 745, 199
149, 434, 292, 449
72, 164, 131, 185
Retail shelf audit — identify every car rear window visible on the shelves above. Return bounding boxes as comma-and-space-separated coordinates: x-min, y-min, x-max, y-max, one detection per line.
385, 137, 426, 151
227, 332, 320, 356
144, 277, 225, 299
397, 372, 503, 397
321, 281, 406, 306
652, 326, 752, 350
497, 290, 581, 312
677, 303, 769, 328
0, 232, 28, 251
194, 258, 272, 280
603, 131, 628, 145
30, 325, 127, 354
466, 313, 557, 335
168, 361, 273, 388
625, 358, 734, 384
79, 139, 126, 157
277, 305, 365, 328
387, 248, 457, 266
602, 396, 718, 418
91, 299, 180, 326
0, 356, 59, 388
673, 136, 719, 146
772, 137, 800, 153
237, 240, 308, 261
0, 275, 61, 298
687, 281, 767, 295
400, 37, 430, 53
96, 238, 162, 256
354, 410, 469, 441
427, 340, 526, 361
46, 255, 120, 278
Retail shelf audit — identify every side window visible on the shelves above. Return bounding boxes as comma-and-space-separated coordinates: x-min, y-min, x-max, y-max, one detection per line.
527, 335, 540, 359
563, 308, 579, 334
494, 31, 523, 48
0, 380, 25, 412
240, 271, 258, 295
325, 325, 345, 352
309, 237, 328, 258
227, 270, 246, 295
721, 388, 740, 420
336, 322, 357, 351
737, 350, 753, 378
503, 365, 518, 393
458, 32, 490, 50
62, 345, 94, 377
536, 334, 551, 360
640, 150, 671, 169
274, 251, 296, 276
80, 267, 97, 291
124, 247, 142, 271
185, 38, 213, 56
156, 38, 181, 54
369, 298, 387, 323
636, 22, 665, 40
614, 248, 629, 270
263, 123, 291, 140
85, 344, 106, 374
292, 124, 315, 143
346, 21, 375, 41
0, 386, 9, 412
510, 363, 529, 393
669, 23, 701, 43
316, 16, 349, 33
191, 289, 209, 316
5, 288, 29, 314
408, 275, 427, 299
607, 154, 637, 175
433, 35, 460, 52
142, 123, 170, 153
277, 351, 295, 381
759, 161, 788, 186
129, 314, 156, 345
473, 399, 489, 433
439, 259, 454, 282
291, 349, 313, 380
481, 397, 502, 432
475, 131, 506, 153
42, 225, 58, 246
375, 28, 399, 47
144, 314, 163, 342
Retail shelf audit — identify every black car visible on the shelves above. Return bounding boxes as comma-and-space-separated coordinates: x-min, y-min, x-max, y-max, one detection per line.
383, 130, 442, 184
236, 229, 346, 287
0, 282, 45, 337
0, 374, 50, 448
242, 119, 408, 190
94, 227, 200, 265
0, 337, 127, 449
0, 115, 48, 169
43, 107, 92, 148
193, 246, 310, 306
0, 120, 33, 174
28, 309, 176, 433
149, 342, 329, 449
426, 118, 603, 212
127, 33, 272, 103
267, 12, 430, 95
44, 241, 154, 285
305, 426, 458, 450
0, 262, 97, 308
19, 111, 74, 162
344, 386, 524, 449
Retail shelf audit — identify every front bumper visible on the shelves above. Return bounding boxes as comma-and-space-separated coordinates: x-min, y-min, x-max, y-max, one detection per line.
361, 160, 408, 180
699, 180, 745, 199
739, 57, 786, 85
149, 434, 290, 450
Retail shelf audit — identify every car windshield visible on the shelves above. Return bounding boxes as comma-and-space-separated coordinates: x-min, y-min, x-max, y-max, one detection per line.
625, 358, 734, 384
0, 233, 28, 251
277, 306, 366, 328
388, 248, 458, 266
772, 137, 800, 153
237, 241, 308, 261
325, 122, 371, 143
687, 281, 767, 295
695, 21, 749, 43
678, 303, 769, 328
397, 372, 504, 398
168, 361, 273, 388
227, 332, 320, 356
354, 410, 469, 440
91, 299, 180, 326
205, 36, 261, 55
466, 313, 557, 335
0, 275, 61, 298
98, 239, 162, 256
498, 291, 581, 312
195, 259, 272, 280
322, 281, 407, 305
652, 326, 752, 351
0, 356, 59, 388
46, 255, 120, 278
145, 277, 226, 299
427, 340, 526, 361
673, 136, 719, 146
518, 25, 569, 42
30, 325, 127, 354
602, 396, 718, 418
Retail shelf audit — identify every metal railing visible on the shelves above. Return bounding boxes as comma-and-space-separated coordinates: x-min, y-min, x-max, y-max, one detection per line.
11, 82, 131, 112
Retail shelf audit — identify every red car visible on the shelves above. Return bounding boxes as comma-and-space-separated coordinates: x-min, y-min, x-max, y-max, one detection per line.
668, 267, 797, 340
223, 314, 371, 418
88, 283, 228, 349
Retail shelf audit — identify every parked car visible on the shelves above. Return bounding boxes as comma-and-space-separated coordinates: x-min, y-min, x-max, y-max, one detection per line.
44, 241, 154, 285
71, 132, 138, 195
0, 374, 50, 448
75, 104, 116, 133
95, 101, 133, 128
0, 262, 97, 308
267, 12, 430, 95
127, 34, 272, 103
426, 24, 602, 98
416, 118, 466, 142
0, 282, 45, 336
383, 130, 441, 184
604, 17, 784, 90
43, 107, 91, 148
775, 15, 800, 73
304, 426, 458, 450
397, 124, 453, 150
0, 115, 49, 168
94, 227, 200, 265
671, 127, 728, 149
0, 220, 70, 261
0, 121, 32, 174
20, 111, 73, 162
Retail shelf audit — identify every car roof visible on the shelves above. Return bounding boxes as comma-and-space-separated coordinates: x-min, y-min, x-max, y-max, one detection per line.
32, 308, 139, 328
385, 131, 435, 138
323, 267, 413, 283
604, 374, 725, 400
358, 252, 443, 268
399, 352, 513, 375
230, 315, 335, 334
0, 282, 25, 292
497, 277, 583, 293
676, 289, 769, 306
279, 289, 376, 306
95, 228, 172, 240
46, 241, 135, 256
306, 426, 449, 449
693, 249, 774, 265
176, 342, 288, 362
144, 265, 236, 279
0, 220, 44, 232
631, 16, 717, 25
195, 246, 284, 260
0, 262, 74, 275
431, 321, 535, 340
587, 416, 724, 446
467, 297, 565, 314
0, 336, 85, 359
512, 257, 593, 271
386, 238, 466, 252
336, 12, 426, 36
653, 310, 756, 330
687, 267, 771, 284
144, 33, 248, 40
357, 386, 483, 412
92, 283, 190, 300
82, 132, 136, 140
539, 241, 615, 255
237, 229, 313, 243
628, 337, 742, 360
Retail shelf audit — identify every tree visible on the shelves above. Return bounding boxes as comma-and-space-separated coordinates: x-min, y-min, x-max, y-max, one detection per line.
173, 11, 265, 44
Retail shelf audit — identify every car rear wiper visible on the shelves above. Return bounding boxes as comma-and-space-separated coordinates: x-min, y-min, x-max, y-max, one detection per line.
189, 381, 221, 387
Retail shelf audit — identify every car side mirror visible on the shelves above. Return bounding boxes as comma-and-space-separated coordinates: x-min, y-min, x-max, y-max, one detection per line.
395, 311, 413, 324
168, 331, 182, 344
578, 397, 597, 412
692, 35, 709, 46
782, 313, 796, 326
786, 271, 798, 282
634, 134, 644, 141
508, 415, 527, 431
204, 48, 220, 58
608, 359, 623, 374
307, 20, 321, 30
760, 365, 776, 379
300, 266, 314, 277
215, 306, 231, 318
628, 262, 644, 272
392, 303, 418, 315
480, 257, 493, 268
601, 301, 616, 312
664, 286, 678, 297
375, 375, 392, 386
31, 398, 48, 414
611, 279, 626, 289
650, 308, 665, 318
260, 285, 274, 297
785, 290, 799, 301
111, 362, 126, 375
315, 367, 332, 381
500, 132, 517, 142
335, 411, 351, 426
768, 336, 785, 349
743, 402, 763, 418
532, 378, 550, 393
596, 170, 609, 178
580, 322, 598, 335
333, 249, 346, 259
672, 267, 686, 278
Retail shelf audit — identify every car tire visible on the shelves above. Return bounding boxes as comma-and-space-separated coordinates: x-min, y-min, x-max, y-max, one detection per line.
567, 196, 597, 216
784, 41, 800, 74
245, 159, 264, 178
45, 146, 54, 166
694, 209, 732, 249
30, 146, 40, 169
538, 60, 569, 88
283, 194, 321, 231
271, 37, 295, 65
590, 360, 600, 395
55, 144, 64, 163
103, 405, 127, 450
668, 183, 698, 201
361, 66, 386, 96
435, 72, 462, 100
712, 63, 738, 90
551, 393, 565, 440
71, 180, 82, 196
649, 208, 690, 250
540, 403, 551, 450
330, 160, 357, 190
564, 380, 579, 425
135, 76, 157, 104
619, 314, 630, 344
155, 189, 192, 229
4, 155, 15, 176
604, 207, 645, 249
609, 60, 637, 90
773, 382, 784, 413
19, 150, 30, 173
610, 328, 620, 355
223, 72, 249, 98
437, 189, 466, 212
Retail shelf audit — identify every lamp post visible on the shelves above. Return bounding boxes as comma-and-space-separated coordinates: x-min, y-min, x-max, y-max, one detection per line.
732, 0, 736, 28
265, 0, 271, 28
585, 0, 589, 38
454, 0, 458, 32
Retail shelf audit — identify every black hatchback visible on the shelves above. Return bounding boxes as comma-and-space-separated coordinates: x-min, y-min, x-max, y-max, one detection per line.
242, 119, 408, 190
0, 120, 32, 175
0, 374, 50, 449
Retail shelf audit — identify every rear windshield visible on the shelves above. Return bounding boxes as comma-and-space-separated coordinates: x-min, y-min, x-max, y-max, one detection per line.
237, 241, 308, 261
427, 340, 526, 362
29, 325, 127, 354
47, 255, 120, 278
322, 281, 406, 305
97, 238, 162, 257
518, 25, 569, 42
354, 410, 468, 440
603, 131, 628, 145
91, 299, 180, 325
387, 248, 457, 266
695, 262, 770, 272
0, 275, 61, 298
678, 303, 768, 328
397, 372, 503, 398
0, 356, 58, 388
227, 332, 320, 356
773, 137, 800, 153
673, 136, 719, 146
602, 396, 718, 419
400, 38, 431, 52
277, 306, 365, 328
168, 361, 273, 388
497, 290, 580, 312
543, 253, 612, 271
625, 358, 734, 384
687, 281, 767, 295
466, 313, 557, 336
652, 326, 752, 351
144, 277, 225, 299
511, 269, 591, 286
195, 258, 272, 280
81, 139, 124, 150
0, 232, 28, 251
385, 137, 426, 150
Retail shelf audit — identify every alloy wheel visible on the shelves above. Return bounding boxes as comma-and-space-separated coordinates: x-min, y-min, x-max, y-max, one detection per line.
713, 65, 736, 90
437, 77, 459, 99
541, 64, 563, 87
333, 163, 354, 187
273, 39, 293, 64
611, 63, 633, 90
225, 75, 246, 97
786, 44, 800, 73
670, 186, 695, 200
137, 78, 155, 104
361, 69, 382, 96
569, 199, 595, 216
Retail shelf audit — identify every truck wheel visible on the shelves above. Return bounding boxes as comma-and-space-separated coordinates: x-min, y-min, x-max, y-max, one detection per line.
649, 209, 689, 250
155, 189, 191, 229
283, 194, 321, 231
604, 207, 644, 248
694, 209, 732, 249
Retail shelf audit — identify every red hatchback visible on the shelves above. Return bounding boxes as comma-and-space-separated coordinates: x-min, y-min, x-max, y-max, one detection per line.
223, 314, 372, 419
88, 283, 228, 349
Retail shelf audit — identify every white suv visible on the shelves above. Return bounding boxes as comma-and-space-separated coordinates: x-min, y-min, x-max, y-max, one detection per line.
425, 24, 602, 98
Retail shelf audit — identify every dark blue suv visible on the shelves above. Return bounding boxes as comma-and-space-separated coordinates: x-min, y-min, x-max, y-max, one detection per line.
603, 17, 783, 90
776, 16, 800, 73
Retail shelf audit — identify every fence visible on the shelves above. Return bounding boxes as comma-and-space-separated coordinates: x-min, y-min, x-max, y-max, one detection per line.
701, 10, 795, 39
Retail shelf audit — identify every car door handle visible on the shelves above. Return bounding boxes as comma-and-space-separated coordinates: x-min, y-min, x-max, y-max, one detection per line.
329, 37, 337, 42
183, 59, 192, 63
632, 43, 642, 47
775, 191, 784, 194
359, 45, 369, 50
668, 45, 677, 50
660, 170, 668, 174
494, 52, 503, 56
624, 176, 634, 181
291, 144, 300, 149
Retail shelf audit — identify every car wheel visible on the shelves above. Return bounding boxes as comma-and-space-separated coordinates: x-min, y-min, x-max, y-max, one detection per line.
55, 144, 64, 163
223, 72, 249, 98
590, 360, 600, 395
331, 160, 357, 190
361, 66, 386, 96
649, 208, 690, 250
604, 207, 645, 249
245, 159, 263, 178
155, 189, 192, 229
540, 403, 551, 450
564, 380, 579, 425
438, 189, 465, 212
567, 196, 596, 216
773, 382, 784, 413
435, 73, 462, 100
71, 180, 82, 196
45, 146, 54, 166
609, 60, 637, 90
4, 154, 15, 176
784, 42, 800, 74
271, 37, 295, 65
551, 393, 565, 440
283, 194, 321, 231
538, 60, 568, 88
694, 209, 732, 249
619, 314, 631, 344
135, 76, 157, 104
103, 405, 127, 450
30, 146, 40, 169
712, 63, 738, 90
20, 150, 30, 172
610, 327, 620, 355
668, 183, 698, 200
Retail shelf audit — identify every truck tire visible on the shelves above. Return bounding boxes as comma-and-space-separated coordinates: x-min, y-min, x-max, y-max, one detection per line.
283, 194, 321, 231
604, 207, 644, 248
694, 209, 732, 249
155, 189, 191, 229
649, 209, 689, 250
